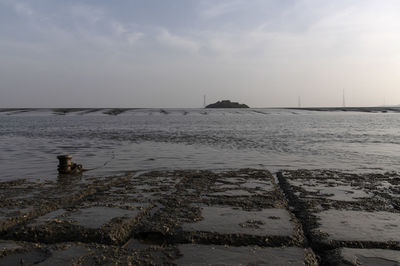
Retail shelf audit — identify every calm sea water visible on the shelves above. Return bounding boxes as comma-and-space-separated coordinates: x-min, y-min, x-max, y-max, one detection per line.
1, 108, 400, 181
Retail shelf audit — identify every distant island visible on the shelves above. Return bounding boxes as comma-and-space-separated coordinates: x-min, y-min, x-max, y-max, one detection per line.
205, 100, 249, 108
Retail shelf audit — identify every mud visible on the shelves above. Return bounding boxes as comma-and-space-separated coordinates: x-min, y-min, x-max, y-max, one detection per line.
134, 169, 304, 249
5, 168, 400, 264
0, 169, 317, 265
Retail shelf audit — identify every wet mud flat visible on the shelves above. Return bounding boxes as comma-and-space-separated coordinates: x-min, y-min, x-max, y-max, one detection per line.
3, 168, 399, 265
278, 169, 400, 265
0, 169, 318, 265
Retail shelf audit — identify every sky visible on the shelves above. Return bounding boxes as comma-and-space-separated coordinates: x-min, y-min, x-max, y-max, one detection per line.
1, 0, 400, 108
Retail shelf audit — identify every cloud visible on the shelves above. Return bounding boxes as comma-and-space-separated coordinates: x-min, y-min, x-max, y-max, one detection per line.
111, 22, 128, 36
13, 2, 35, 17
156, 29, 200, 53
70, 4, 106, 25
110, 22, 143, 45
199, 0, 245, 19
2, 0, 400, 107
126, 32, 144, 45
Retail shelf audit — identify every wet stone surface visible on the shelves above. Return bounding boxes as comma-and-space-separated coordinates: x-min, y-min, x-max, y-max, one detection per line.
0, 174, 133, 233
182, 206, 294, 236
316, 210, 400, 243
137, 169, 304, 248
278, 169, 400, 264
0, 169, 316, 265
0, 240, 22, 257
0, 241, 178, 265
174, 244, 317, 266
326, 248, 400, 266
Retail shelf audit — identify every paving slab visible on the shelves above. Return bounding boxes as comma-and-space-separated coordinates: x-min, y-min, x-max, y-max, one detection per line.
0, 169, 305, 264
183, 206, 293, 236
0, 242, 172, 266
315, 210, 400, 243
180, 205, 302, 247
135, 170, 303, 247
174, 244, 318, 266
288, 179, 370, 202
0, 248, 49, 265
278, 169, 400, 252
200, 170, 286, 210
279, 170, 400, 212
99, 171, 184, 204
207, 175, 275, 198
0, 240, 22, 258
0, 175, 133, 232
11, 203, 149, 245
327, 248, 400, 265
34, 244, 90, 266
63, 206, 139, 229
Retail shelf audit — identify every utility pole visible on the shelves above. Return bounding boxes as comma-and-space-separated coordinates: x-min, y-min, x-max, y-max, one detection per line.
342, 89, 346, 107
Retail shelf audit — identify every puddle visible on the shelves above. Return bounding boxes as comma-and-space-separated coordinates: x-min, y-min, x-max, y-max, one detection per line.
175, 245, 311, 266
31, 209, 67, 226
183, 206, 293, 236
0, 248, 49, 265
35, 245, 89, 266
0, 240, 21, 253
133, 232, 167, 246
340, 248, 400, 265
289, 179, 370, 202
65, 207, 139, 229
123, 238, 152, 250
316, 210, 400, 242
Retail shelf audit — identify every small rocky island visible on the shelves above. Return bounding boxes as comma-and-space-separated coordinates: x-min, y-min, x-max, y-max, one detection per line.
205, 100, 249, 108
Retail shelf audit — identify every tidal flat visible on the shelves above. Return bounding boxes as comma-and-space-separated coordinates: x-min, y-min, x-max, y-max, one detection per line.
0, 169, 399, 265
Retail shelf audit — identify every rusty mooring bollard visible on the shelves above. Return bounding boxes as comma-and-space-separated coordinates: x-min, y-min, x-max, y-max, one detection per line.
57, 155, 73, 174
57, 155, 83, 175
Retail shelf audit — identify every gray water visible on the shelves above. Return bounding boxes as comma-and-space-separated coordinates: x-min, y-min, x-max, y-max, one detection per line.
1, 108, 400, 181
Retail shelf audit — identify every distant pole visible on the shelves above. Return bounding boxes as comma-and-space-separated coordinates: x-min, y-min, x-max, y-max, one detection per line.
342, 89, 346, 107
298, 96, 301, 108
203, 95, 206, 108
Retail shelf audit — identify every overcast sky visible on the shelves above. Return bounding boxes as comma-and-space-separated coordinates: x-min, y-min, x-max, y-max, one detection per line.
1, 0, 400, 108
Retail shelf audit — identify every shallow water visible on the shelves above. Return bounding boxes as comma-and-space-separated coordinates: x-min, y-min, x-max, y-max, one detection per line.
1, 108, 400, 181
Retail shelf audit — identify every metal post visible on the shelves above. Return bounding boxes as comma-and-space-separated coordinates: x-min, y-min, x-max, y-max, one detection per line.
57, 155, 73, 174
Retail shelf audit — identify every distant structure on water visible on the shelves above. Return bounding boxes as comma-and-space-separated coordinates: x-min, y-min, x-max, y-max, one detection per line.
203, 95, 207, 108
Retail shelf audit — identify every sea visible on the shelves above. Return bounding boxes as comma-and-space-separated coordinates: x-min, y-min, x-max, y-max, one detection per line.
1, 108, 400, 181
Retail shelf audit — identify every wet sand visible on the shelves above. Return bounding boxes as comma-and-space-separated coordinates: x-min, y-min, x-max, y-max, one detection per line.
0, 169, 399, 265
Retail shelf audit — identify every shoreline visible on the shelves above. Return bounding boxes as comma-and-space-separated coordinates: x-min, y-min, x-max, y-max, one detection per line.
1, 106, 400, 116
